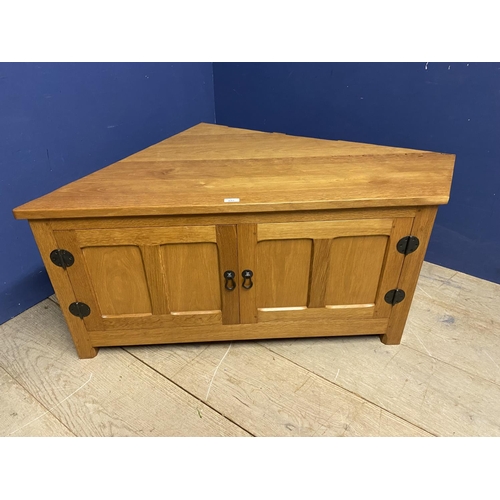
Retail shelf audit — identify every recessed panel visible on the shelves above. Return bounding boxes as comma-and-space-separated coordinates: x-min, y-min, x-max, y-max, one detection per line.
325, 236, 388, 306
161, 243, 221, 313
256, 239, 312, 308
83, 245, 152, 316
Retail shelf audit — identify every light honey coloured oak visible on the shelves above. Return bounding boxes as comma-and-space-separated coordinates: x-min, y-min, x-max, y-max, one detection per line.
13, 123, 455, 358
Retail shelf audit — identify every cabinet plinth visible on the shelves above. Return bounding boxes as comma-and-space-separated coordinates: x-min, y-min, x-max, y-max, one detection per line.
14, 123, 455, 358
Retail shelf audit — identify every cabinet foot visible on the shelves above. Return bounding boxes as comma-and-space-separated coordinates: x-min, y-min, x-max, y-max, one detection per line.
379, 333, 402, 345
75, 345, 99, 359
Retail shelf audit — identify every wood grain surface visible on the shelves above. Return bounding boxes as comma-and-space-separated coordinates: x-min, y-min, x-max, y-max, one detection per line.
13, 123, 455, 219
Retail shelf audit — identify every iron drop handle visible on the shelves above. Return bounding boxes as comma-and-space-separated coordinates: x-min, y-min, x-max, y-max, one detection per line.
242, 269, 253, 289
224, 270, 236, 291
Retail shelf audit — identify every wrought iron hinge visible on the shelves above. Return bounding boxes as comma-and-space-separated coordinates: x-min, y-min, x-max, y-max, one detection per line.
69, 302, 91, 319
396, 236, 420, 255
50, 249, 74, 269
384, 289, 406, 305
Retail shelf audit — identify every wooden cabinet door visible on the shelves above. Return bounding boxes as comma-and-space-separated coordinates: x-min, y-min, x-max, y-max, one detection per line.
53, 225, 239, 332
237, 218, 413, 324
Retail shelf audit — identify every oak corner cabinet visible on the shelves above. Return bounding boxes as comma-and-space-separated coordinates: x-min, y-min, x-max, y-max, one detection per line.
13, 123, 455, 359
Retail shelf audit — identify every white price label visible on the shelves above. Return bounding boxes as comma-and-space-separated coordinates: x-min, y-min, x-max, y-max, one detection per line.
224, 198, 240, 203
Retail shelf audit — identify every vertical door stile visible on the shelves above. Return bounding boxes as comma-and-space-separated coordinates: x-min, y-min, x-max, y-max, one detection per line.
29, 221, 98, 359
237, 223, 258, 323
382, 207, 439, 344
53, 229, 104, 331
140, 244, 169, 316
308, 238, 332, 308
216, 225, 240, 324
373, 217, 414, 318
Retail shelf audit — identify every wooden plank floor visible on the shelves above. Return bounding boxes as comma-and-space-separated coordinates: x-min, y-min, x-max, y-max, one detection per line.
1, 261, 499, 437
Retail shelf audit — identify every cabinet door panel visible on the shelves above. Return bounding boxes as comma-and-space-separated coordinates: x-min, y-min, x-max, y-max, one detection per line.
239, 217, 413, 324
54, 225, 237, 332
256, 239, 312, 309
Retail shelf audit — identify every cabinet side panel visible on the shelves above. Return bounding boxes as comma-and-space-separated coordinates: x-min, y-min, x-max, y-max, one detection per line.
28, 221, 98, 359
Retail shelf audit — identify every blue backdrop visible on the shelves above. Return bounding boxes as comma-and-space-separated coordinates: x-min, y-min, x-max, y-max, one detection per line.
1, 62, 215, 324
213, 62, 500, 285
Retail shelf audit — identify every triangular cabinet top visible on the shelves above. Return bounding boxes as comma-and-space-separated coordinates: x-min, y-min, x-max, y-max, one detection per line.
13, 123, 455, 219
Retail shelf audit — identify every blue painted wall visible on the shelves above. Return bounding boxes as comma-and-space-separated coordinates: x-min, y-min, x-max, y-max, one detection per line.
213, 62, 500, 285
1, 63, 215, 324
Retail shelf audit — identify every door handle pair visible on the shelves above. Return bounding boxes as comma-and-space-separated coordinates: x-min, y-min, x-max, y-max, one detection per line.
223, 270, 253, 291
